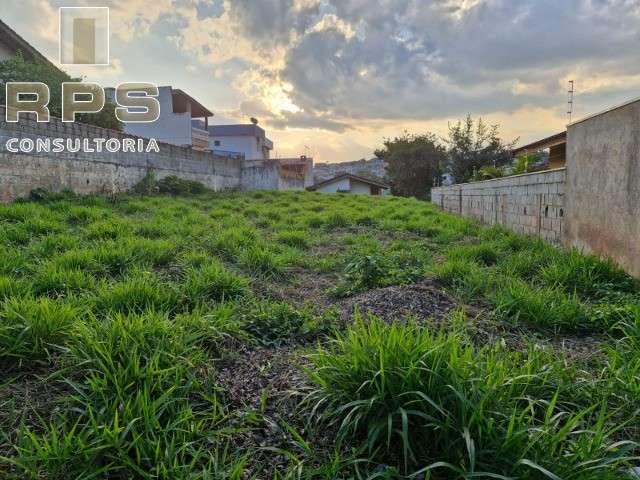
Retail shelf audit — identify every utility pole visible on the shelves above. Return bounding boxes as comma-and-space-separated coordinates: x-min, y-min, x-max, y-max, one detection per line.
567, 80, 575, 123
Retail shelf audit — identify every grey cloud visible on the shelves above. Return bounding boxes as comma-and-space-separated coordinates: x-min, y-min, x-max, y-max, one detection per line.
205, 0, 640, 128
276, 0, 640, 121
239, 99, 351, 132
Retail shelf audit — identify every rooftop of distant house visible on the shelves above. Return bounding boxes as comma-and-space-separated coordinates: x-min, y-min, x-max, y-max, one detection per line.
308, 173, 390, 191
165, 87, 213, 119
512, 131, 567, 156
193, 123, 274, 149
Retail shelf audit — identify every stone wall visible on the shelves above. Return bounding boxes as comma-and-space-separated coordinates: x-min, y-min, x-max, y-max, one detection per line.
431, 168, 566, 244
0, 107, 244, 202
564, 98, 640, 278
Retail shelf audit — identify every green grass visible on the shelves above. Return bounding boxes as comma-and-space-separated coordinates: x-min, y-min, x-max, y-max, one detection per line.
0, 189, 638, 478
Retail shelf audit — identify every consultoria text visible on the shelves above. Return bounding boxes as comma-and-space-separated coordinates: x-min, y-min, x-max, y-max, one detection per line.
5, 137, 160, 154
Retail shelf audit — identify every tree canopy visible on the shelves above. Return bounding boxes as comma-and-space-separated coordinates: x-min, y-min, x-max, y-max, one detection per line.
445, 115, 516, 183
375, 133, 446, 199
0, 53, 121, 131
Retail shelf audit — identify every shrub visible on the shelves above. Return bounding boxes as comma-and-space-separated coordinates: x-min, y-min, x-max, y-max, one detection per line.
132, 170, 157, 195
157, 176, 208, 195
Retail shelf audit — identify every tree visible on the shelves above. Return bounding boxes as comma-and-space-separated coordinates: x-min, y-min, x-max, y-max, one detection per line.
375, 132, 446, 199
446, 115, 516, 183
0, 53, 121, 131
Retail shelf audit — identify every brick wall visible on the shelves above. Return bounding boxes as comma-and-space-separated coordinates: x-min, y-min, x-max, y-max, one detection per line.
0, 107, 242, 202
431, 168, 566, 244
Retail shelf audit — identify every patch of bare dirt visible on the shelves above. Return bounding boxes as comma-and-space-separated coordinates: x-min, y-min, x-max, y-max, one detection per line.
0, 362, 70, 464
337, 280, 459, 325
216, 345, 309, 414
215, 345, 327, 474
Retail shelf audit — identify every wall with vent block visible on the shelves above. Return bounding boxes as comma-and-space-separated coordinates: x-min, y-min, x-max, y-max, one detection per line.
431, 168, 566, 244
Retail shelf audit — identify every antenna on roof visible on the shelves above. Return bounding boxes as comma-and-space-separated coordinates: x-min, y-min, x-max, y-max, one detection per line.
567, 80, 575, 123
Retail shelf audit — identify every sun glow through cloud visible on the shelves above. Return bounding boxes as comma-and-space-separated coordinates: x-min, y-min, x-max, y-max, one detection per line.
2, 0, 639, 161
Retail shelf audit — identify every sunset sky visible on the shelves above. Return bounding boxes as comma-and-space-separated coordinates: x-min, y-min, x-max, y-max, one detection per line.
3, 0, 640, 163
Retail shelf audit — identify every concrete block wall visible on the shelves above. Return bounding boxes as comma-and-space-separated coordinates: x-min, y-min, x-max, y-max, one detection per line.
431, 168, 566, 244
564, 98, 640, 278
240, 158, 309, 191
0, 107, 244, 202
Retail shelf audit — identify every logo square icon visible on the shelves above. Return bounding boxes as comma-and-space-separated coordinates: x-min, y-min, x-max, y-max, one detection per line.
59, 7, 109, 65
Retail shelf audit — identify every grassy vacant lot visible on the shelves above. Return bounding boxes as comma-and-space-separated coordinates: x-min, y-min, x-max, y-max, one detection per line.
0, 188, 639, 479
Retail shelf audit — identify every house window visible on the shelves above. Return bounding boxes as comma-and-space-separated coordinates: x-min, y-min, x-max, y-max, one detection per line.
214, 140, 221, 147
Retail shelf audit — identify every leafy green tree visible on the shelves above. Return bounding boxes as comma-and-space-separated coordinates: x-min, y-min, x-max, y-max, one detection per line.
446, 115, 516, 183
511, 153, 539, 175
474, 165, 504, 181
375, 132, 446, 199
0, 53, 121, 131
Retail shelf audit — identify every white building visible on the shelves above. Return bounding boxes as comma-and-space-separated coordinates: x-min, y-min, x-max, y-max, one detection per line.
109, 86, 213, 151
309, 173, 390, 195
202, 123, 274, 160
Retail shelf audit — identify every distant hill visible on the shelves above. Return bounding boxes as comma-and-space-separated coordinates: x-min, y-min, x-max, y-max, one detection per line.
313, 158, 388, 184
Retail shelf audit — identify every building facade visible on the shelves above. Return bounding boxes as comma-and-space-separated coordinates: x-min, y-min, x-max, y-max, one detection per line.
204, 124, 273, 160
107, 86, 214, 152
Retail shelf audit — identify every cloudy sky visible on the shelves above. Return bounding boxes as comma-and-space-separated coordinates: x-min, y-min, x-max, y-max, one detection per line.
3, 0, 640, 162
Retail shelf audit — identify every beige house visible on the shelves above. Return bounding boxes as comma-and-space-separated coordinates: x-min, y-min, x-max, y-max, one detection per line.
308, 173, 390, 195
512, 131, 567, 170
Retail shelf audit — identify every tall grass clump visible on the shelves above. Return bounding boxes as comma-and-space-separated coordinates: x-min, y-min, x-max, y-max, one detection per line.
239, 245, 286, 279
0, 296, 81, 365
276, 230, 310, 250
493, 279, 593, 332
305, 315, 637, 477
10, 312, 229, 478
540, 249, 637, 299
238, 301, 332, 346
183, 262, 248, 306
94, 273, 179, 315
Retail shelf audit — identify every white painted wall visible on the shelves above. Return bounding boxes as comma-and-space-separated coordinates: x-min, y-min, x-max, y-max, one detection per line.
315, 177, 351, 193
120, 87, 192, 147
210, 135, 260, 158
209, 134, 272, 160
350, 179, 376, 194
